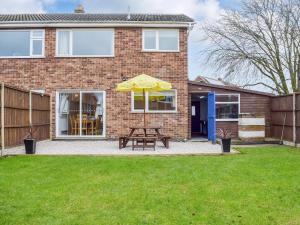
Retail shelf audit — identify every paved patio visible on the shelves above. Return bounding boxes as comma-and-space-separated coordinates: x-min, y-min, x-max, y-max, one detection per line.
3, 140, 234, 156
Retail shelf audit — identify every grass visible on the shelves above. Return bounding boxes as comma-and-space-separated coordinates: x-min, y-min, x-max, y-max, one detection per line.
0, 146, 300, 225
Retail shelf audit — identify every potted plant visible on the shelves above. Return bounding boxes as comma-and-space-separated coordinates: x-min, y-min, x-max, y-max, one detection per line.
24, 126, 37, 154
217, 128, 232, 153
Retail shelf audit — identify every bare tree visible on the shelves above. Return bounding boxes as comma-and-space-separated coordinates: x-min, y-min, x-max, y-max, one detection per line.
201, 0, 300, 94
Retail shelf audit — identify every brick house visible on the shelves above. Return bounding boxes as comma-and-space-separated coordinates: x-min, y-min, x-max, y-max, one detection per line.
0, 11, 275, 143
0, 13, 194, 140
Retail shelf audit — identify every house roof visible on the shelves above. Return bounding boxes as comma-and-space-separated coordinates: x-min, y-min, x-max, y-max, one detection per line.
0, 13, 194, 25
188, 80, 274, 97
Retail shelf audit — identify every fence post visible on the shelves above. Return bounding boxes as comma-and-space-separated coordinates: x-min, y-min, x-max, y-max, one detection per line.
293, 93, 296, 147
49, 94, 52, 140
1, 83, 4, 156
29, 91, 32, 127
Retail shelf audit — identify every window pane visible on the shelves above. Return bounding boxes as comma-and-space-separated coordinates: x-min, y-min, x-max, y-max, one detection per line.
148, 91, 176, 111
58, 92, 80, 136
216, 94, 239, 102
32, 30, 43, 38
216, 104, 239, 119
159, 30, 179, 51
134, 92, 144, 110
0, 31, 30, 56
32, 39, 43, 55
58, 31, 70, 55
81, 92, 104, 136
73, 29, 113, 55
144, 31, 156, 50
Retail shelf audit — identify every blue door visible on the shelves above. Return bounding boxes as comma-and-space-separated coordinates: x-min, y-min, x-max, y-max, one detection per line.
207, 92, 216, 143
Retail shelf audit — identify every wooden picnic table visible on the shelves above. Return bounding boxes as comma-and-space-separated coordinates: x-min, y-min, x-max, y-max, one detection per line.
119, 126, 170, 149
128, 126, 162, 138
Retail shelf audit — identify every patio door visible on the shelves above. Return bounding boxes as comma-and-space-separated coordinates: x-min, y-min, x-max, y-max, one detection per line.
56, 91, 105, 138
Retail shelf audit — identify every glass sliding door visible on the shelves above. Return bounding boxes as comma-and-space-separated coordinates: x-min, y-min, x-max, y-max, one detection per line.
57, 92, 80, 136
57, 91, 105, 137
81, 92, 104, 136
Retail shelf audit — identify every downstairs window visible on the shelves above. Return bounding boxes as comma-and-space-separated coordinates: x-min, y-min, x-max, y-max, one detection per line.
215, 94, 240, 121
132, 90, 177, 112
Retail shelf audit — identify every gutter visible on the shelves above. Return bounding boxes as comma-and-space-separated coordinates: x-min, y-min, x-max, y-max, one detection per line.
187, 22, 196, 36
188, 80, 274, 97
0, 21, 195, 28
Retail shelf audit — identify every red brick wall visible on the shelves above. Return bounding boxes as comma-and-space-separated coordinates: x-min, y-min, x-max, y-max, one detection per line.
0, 27, 189, 139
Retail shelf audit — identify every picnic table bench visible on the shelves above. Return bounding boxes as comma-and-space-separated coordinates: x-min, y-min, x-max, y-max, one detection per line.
119, 127, 170, 150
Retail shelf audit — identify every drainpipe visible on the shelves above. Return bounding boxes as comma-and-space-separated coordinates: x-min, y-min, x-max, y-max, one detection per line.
29, 90, 32, 127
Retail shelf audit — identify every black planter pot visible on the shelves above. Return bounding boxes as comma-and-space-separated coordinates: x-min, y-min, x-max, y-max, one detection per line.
221, 138, 231, 153
24, 138, 36, 154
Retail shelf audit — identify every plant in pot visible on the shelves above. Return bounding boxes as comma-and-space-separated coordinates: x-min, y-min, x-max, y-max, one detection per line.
217, 128, 232, 153
24, 126, 37, 154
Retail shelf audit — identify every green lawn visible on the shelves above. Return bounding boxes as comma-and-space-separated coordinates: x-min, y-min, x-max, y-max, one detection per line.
1, 147, 300, 225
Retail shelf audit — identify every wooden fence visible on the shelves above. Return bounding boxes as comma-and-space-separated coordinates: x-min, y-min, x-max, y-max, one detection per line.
0, 83, 50, 153
270, 93, 300, 146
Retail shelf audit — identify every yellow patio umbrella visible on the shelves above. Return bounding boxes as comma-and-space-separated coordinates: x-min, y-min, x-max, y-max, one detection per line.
116, 74, 172, 127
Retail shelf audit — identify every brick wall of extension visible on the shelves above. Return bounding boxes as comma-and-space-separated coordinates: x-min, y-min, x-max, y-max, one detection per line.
0, 27, 189, 140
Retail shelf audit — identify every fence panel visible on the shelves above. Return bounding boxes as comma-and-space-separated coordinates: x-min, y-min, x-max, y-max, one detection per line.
31, 92, 50, 141
0, 84, 50, 149
297, 94, 300, 143
271, 93, 300, 145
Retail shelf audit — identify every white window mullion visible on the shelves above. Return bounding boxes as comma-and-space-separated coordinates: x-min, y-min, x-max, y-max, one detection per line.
42, 30, 45, 56
156, 30, 159, 51
70, 30, 73, 56
29, 31, 33, 56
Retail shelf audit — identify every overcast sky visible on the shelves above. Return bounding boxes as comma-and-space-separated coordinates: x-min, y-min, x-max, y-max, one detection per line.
0, 0, 240, 81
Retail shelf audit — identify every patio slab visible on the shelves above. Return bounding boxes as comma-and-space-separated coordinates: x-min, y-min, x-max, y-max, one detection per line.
3, 140, 236, 156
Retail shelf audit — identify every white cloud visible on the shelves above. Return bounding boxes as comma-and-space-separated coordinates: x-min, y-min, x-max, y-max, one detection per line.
82, 0, 221, 18
0, 0, 55, 13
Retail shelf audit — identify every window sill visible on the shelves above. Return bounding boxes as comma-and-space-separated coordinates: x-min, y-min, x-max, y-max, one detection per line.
131, 111, 178, 114
55, 55, 114, 58
0, 56, 45, 59
141, 50, 180, 53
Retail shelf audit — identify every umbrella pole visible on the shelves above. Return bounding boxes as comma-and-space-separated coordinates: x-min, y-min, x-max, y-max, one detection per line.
143, 89, 146, 127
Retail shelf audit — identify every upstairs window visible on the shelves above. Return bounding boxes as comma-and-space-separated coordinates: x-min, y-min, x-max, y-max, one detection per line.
216, 94, 240, 121
143, 29, 179, 52
0, 30, 44, 57
132, 90, 177, 112
56, 29, 114, 57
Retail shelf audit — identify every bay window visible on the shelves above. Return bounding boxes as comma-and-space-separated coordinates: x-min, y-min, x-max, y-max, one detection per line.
56, 29, 114, 57
143, 29, 179, 51
216, 94, 240, 121
0, 30, 44, 57
132, 90, 177, 112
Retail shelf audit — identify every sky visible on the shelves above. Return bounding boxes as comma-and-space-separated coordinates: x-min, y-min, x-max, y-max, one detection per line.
0, 0, 240, 81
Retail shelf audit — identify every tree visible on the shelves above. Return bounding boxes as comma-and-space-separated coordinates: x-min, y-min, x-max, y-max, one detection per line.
201, 0, 300, 94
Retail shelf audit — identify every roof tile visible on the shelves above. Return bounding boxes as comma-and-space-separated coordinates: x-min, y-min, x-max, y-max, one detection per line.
0, 13, 194, 24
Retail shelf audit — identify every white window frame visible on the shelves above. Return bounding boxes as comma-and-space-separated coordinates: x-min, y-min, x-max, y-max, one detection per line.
131, 90, 177, 113
142, 29, 180, 52
215, 93, 240, 122
0, 29, 45, 58
55, 90, 106, 138
56, 28, 115, 57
